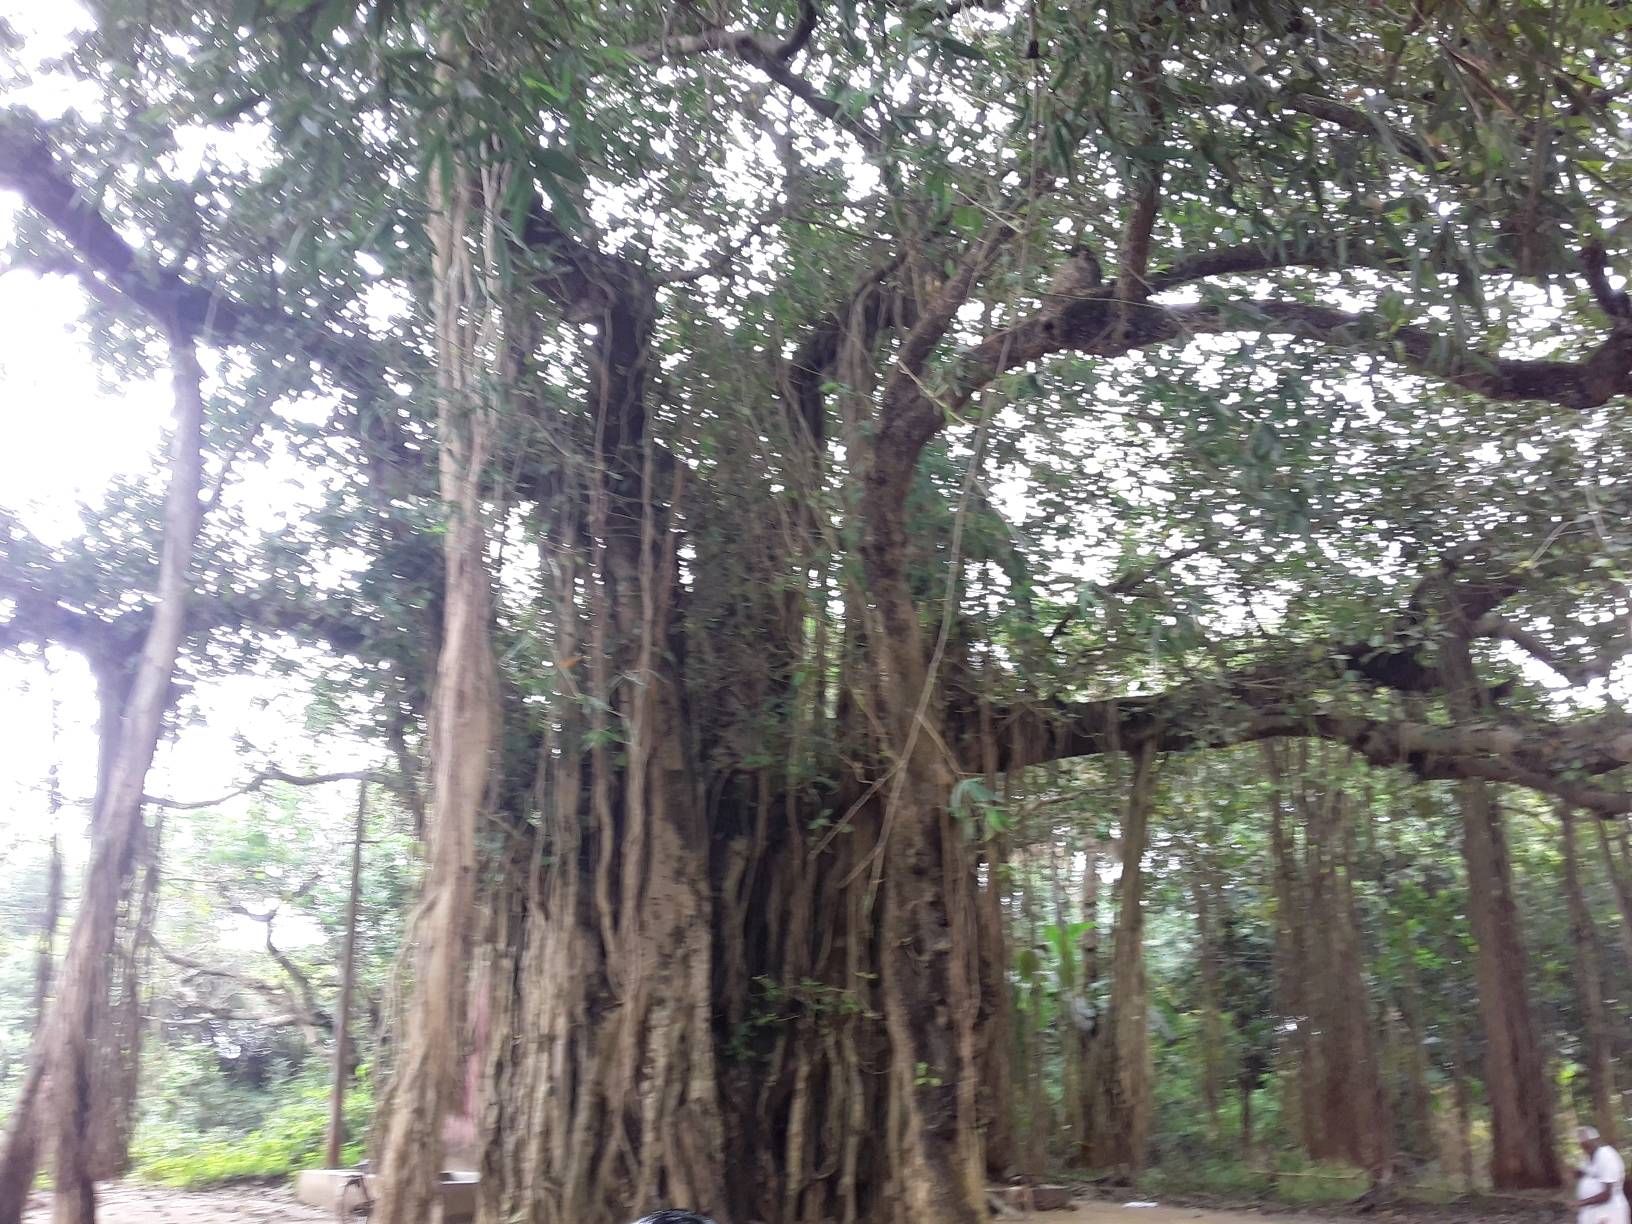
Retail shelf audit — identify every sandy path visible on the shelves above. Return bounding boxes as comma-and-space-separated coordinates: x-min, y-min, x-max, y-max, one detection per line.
21, 1178, 1570, 1224
1057, 1204, 1326, 1224
22, 1185, 1337, 1224
23, 1183, 331, 1223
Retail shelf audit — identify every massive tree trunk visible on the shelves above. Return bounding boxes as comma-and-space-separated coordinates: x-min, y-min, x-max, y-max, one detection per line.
857, 505, 985, 1221
371, 131, 502, 1224
90, 815, 163, 1180
1560, 804, 1616, 1143
975, 832, 1017, 1179
480, 666, 724, 1224
466, 180, 727, 1223
1263, 745, 1319, 1156
1299, 785, 1389, 1176
1068, 834, 1102, 1162
0, 327, 207, 1224
1456, 777, 1557, 1186
849, 304, 994, 1220
1191, 833, 1226, 1141
325, 783, 367, 1168
33, 834, 62, 1037
1082, 745, 1157, 1178
1437, 622, 1557, 1188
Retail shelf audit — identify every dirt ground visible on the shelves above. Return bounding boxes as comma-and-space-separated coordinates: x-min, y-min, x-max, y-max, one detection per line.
21, 1185, 1569, 1224
20, 1189, 1320, 1224
22, 1183, 331, 1223
1059, 1206, 1325, 1224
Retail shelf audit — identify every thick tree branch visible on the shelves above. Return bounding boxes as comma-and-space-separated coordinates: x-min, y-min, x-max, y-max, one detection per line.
784, 255, 906, 447
993, 690, 1632, 813
1582, 241, 1632, 322
948, 286, 1632, 418
1174, 299, 1632, 408
984, 544, 1632, 810
895, 221, 1015, 385
1143, 234, 1429, 293
154, 936, 330, 1043
1113, 11, 1166, 309
257, 915, 325, 1038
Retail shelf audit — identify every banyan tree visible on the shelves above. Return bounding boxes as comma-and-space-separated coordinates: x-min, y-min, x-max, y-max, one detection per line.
3, 0, 1632, 1220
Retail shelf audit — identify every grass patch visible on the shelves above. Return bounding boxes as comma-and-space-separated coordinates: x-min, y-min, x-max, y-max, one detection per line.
1142, 1156, 1370, 1205
1274, 1163, 1370, 1204
132, 1077, 370, 1189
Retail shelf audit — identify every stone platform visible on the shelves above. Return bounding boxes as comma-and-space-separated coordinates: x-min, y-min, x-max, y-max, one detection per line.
994, 1182, 1074, 1211
294, 1169, 478, 1221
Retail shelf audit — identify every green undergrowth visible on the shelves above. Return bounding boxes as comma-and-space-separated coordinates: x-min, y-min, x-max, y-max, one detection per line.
132, 1075, 371, 1189
1139, 1156, 1372, 1204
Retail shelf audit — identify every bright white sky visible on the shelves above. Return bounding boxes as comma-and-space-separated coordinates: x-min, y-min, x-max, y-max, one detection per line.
0, 0, 372, 949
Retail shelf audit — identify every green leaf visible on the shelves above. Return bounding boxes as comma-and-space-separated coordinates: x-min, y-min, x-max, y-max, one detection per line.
536, 146, 587, 185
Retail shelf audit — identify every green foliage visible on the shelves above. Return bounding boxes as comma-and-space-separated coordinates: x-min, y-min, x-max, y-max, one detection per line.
132, 1069, 372, 1188
1143, 1155, 1370, 1204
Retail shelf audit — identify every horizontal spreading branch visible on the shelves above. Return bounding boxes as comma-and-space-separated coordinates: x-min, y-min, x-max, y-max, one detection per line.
948, 281, 1632, 417
144, 767, 389, 810
1171, 299, 1632, 409
153, 938, 289, 1006
993, 541, 1632, 808
991, 688, 1632, 813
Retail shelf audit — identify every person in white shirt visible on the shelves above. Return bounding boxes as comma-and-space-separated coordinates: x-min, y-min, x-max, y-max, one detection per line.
1576, 1126, 1629, 1224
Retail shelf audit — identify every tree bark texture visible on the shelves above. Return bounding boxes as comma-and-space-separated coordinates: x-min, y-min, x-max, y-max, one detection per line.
1560, 804, 1616, 1144
1191, 836, 1226, 1141
325, 783, 368, 1169
33, 834, 62, 1039
89, 815, 163, 1181
370, 126, 502, 1224
1298, 785, 1390, 1176
1437, 623, 1558, 1189
1082, 745, 1157, 1177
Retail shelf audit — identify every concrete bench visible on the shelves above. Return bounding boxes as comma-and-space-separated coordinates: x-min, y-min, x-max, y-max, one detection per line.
994, 1183, 1073, 1211
294, 1169, 478, 1221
